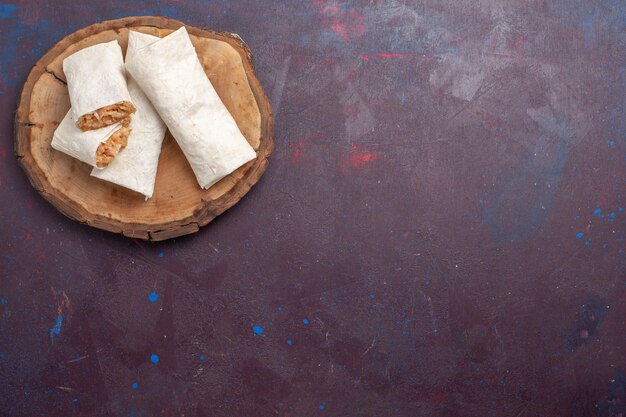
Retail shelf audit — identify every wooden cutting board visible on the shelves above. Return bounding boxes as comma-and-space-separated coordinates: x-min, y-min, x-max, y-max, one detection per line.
14, 16, 273, 241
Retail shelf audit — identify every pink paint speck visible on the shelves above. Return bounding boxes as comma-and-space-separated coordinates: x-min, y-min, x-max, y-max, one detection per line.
358, 52, 424, 62
348, 152, 379, 168
377, 53, 415, 58
330, 22, 349, 41
341, 144, 379, 170
293, 147, 302, 162
322, 5, 340, 15
293, 141, 305, 163
513, 35, 527, 49
314, 0, 367, 42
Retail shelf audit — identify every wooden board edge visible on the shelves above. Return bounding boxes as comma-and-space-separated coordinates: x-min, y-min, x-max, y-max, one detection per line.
14, 16, 275, 241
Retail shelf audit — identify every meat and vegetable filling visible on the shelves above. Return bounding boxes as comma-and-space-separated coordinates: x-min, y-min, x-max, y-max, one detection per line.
95, 118, 131, 168
77, 101, 136, 131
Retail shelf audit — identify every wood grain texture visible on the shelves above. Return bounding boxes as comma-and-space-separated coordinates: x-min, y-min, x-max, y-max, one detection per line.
14, 16, 273, 241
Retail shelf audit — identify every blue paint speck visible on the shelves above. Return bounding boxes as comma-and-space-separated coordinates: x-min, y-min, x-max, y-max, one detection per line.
200, 355, 205, 361
619, 208, 623, 213
0, 5, 17, 19
50, 315, 63, 344
609, 140, 615, 147
287, 339, 293, 345
159, 252, 164, 258
608, 212, 616, 218
131, 383, 138, 390
253, 325, 263, 335
479, 199, 484, 205
369, 293, 375, 299
0, 298, 7, 305
150, 353, 159, 364
593, 208, 602, 215
583, 15, 595, 45
148, 292, 158, 303
303, 318, 310, 325
576, 232, 584, 239
319, 405, 325, 410
72, 398, 78, 404
585, 241, 591, 247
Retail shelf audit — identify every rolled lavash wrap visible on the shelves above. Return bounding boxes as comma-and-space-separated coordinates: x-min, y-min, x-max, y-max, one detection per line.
51, 111, 129, 168
125, 28, 257, 190
90, 76, 167, 199
63, 40, 135, 131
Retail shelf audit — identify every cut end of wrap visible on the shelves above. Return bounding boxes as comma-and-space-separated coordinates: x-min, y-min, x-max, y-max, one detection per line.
95, 119, 131, 168
77, 101, 136, 131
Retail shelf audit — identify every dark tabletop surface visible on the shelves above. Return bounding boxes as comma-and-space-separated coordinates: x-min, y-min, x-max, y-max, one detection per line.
1, 1, 624, 416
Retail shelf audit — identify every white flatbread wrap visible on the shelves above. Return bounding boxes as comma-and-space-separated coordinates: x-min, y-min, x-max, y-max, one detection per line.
125, 28, 257, 189
63, 40, 135, 131
51, 111, 124, 168
90, 77, 167, 199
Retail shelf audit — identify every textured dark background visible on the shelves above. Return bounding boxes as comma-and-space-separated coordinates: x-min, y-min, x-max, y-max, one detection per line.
1, 1, 625, 416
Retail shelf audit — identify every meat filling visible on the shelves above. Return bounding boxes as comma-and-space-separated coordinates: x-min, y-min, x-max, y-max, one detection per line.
95, 118, 131, 168
77, 101, 136, 131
